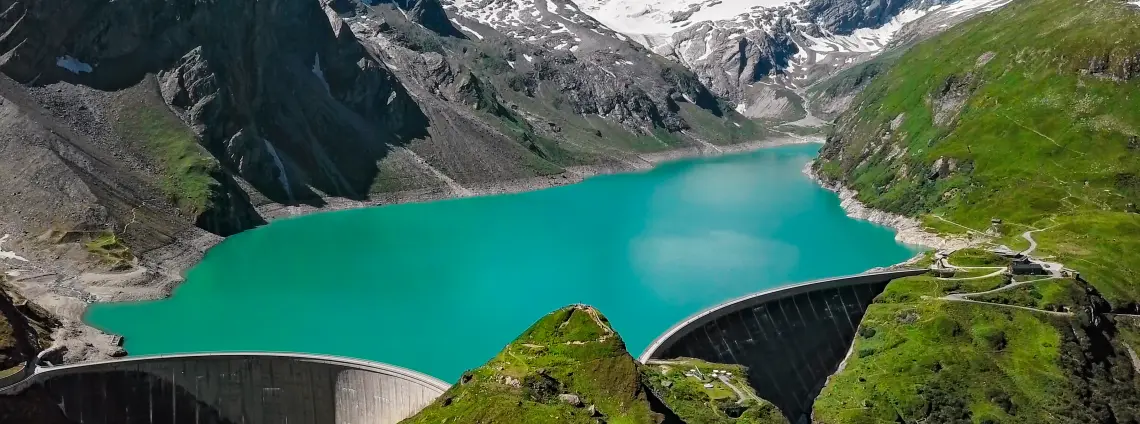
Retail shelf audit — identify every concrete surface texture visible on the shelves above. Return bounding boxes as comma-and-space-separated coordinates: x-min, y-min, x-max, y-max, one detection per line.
639, 269, 926, 422
3, 352, 449, 424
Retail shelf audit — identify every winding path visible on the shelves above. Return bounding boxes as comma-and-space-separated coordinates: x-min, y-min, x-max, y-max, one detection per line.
944, 276, 1056, 300
927, 223, 1072, 316
929, 295, 1072, 317
718, 375, 763, 405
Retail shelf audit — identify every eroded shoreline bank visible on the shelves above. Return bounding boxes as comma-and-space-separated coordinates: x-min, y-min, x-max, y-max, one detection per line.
256, 136, 826, 221
801, 163, 975, 255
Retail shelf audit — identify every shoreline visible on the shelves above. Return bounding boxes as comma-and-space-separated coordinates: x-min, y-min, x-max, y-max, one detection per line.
801, 162, 976, 256
38, 135, 823, 363
256, 135, 825, 221
28, 134, 940, 366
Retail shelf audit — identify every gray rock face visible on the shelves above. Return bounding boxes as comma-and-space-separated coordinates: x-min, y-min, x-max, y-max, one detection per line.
660, 19, 799, 107
804, 0, 943, 34
1, 0, 429, 212
641, 0, 943, 112
440, 0, 724, 133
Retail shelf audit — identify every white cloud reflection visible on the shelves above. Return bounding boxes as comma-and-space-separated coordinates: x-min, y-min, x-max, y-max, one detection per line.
630, 230, 799, 299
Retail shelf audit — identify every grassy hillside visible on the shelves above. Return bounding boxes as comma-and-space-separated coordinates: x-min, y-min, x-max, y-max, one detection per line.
812, 0, 1140, 421
401, 305, 785, 424
814, 0, 1140, 308
814, 272, 1140, 423
642, 358, 787, 424
401, 305, 666, 424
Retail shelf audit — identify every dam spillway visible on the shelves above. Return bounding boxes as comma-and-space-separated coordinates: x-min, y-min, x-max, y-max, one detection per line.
1, 352, 449, 424
639, 269, 926, 423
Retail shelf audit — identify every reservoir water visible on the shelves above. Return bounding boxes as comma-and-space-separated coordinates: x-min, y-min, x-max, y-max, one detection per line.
85, 144, 919, 382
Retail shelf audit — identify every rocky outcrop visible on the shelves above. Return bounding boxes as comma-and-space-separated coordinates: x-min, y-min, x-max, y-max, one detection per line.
659, 19, 799, 108
803, 0, 946, 34
439, 0, 726, 133
805, 164, 975, 251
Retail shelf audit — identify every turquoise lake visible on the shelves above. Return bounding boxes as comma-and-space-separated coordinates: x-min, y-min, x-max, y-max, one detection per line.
85, 144, 920, 382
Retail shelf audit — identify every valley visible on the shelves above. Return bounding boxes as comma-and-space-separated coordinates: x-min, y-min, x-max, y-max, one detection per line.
4, 0, 1140, 422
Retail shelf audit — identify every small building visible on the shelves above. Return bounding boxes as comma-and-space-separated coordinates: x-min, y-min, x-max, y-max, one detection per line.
1010, 260, 1047, 276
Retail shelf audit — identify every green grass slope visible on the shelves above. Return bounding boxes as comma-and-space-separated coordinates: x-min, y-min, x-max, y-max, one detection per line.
814, 0, 1140, 308
401, 305, 667, 424
402, 305, 787, 424
811, 0, 1140, 421
815, 274, 1140, 424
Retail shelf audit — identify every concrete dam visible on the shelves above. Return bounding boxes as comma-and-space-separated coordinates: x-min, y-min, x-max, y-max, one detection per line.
1, 270, 922, 423
639, 269, 926, 423
0, 352, 449, 424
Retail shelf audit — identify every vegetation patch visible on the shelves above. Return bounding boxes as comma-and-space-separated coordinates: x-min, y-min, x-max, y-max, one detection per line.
113, 92, 220, 217
676, 102, 769, 146
815, 292, 1122, 423
947, 248, 1008, 267
876, 275, 1007, 302
642, 357, 787, 424
972, 279, 1086, 313
403, 305, 664, 424
813, 0, 1140, 308
83, 231, 133, 270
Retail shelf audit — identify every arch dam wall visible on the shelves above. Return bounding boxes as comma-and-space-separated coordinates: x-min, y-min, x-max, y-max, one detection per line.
1, 352, 449, 424
639, 269, 927, 423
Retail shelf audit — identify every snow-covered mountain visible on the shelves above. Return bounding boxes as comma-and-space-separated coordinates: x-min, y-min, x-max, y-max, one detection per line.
444, 0, 1014, 121
444, 0, 635, 52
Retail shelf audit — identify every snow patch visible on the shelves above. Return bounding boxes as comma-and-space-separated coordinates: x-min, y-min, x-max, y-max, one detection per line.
450, 18, 485, 39
312, 54, 330, 93
801, 8, 926, 54
524, 54, 534, 62
694, 31, 717, 61
56, 56, 93, 74
263, 140, 295, 201
939, 0, 1014, 16
0, 234, 28, 263
734, 103, 747, 114
508, 60, 517, 68
573, 0, 797, 36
